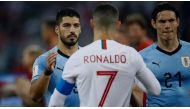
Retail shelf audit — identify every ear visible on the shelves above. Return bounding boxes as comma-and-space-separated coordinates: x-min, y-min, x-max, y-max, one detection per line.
79, 26, 82, 34
151, 19, 156, 29
116, 20, 121, 30
55, 25, 59, 35
90, 19, 95, 29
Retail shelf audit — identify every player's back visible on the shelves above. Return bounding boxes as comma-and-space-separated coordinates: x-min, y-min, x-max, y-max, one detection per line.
68, 39, 157, 106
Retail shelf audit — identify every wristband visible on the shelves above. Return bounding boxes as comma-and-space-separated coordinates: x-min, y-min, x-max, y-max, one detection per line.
44, 69, 53, 76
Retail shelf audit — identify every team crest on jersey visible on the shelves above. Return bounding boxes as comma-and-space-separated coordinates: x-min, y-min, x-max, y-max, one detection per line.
181, 56, 190, 68
33, 65, 38, 77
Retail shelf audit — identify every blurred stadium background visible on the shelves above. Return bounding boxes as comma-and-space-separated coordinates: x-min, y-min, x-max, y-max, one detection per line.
0, 1, 190, 106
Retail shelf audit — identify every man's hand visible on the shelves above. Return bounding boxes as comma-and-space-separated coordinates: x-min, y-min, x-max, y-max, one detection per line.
130, 85, 144, 107
45, 52, 57, 75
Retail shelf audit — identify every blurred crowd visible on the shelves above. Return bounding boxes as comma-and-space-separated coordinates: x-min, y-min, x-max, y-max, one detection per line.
0, 1, 190, 106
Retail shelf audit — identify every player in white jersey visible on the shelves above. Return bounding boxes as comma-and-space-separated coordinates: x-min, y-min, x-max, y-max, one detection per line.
49, 4, 161, 107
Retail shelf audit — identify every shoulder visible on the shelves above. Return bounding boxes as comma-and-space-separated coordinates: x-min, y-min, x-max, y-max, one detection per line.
34, 47, 58, 64
78, 45, 83, 49
66, 41, 102, 66
180, 40, 190, 47
110, 40, 137, 53
68, 45, 89, 62
139, 43, 156, 56
74, 41, 99, 55
179, 40, 190, 53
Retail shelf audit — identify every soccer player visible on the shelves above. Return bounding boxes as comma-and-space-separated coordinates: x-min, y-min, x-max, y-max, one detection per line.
15, 45, 44, 106
30, 8, 81, 106
114, 26, 130, 45
49, 4, 161, 107
124, 14, 153, 51
140, 2, 190, 106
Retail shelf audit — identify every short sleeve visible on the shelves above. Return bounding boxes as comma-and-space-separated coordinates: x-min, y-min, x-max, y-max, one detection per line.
31, 56, 46, 82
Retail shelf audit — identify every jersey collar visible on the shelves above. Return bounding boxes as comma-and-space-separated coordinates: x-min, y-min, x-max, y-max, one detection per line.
57, 49, 70, 58
156, 44, 182, 56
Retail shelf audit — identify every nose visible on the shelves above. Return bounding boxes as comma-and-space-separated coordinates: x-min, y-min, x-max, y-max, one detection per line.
70, 25, 76, 33
164, 21, 171, 30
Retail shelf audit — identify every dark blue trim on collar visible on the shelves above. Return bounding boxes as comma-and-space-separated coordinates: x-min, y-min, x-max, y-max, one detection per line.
57, 49, 70, 58
156, 44, 182, 56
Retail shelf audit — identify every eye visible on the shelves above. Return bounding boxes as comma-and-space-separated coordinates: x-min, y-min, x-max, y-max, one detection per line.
169, 19, 175, 22
74, 23, 80, 28
63, 23, 71, 27
159, 20, 166, 23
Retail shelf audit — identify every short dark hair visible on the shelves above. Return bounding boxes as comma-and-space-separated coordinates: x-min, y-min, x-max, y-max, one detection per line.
93, 4, 119, 28
56, 8, 80, 25
125, 14, 147, 30
44, 20, 56, 29
152, 2, 180, 21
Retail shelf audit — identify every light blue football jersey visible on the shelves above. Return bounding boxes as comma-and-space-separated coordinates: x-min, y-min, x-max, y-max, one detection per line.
31, 47, 80, 106
140, 40, 190, 106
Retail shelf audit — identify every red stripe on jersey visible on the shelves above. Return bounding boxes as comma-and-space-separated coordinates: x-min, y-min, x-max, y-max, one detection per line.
101, 40, 107, 50
104, 40, 107, 49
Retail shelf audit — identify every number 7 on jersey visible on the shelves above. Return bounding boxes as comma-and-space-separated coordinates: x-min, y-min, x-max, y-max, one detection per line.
97, 71, 117, 107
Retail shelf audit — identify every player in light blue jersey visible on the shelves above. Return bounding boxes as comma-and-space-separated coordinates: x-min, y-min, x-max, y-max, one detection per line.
30, 8, 81, 106
140, 2, 190, 106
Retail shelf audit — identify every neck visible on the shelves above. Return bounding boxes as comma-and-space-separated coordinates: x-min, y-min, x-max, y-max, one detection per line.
93, 28, 116, 41
157, 36, 179, 52
57, 40, 78, 56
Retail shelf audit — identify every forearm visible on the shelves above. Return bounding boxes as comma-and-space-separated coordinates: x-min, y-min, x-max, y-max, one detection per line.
137, 67, 161, 96
30, 72, 51, 102
15, 79, 38, 105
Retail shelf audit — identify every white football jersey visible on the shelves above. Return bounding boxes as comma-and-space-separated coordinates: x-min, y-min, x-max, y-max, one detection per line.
61, 39, 160, 107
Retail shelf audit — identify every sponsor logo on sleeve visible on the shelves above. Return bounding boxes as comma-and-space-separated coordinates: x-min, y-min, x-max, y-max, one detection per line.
33, 65, 38, 77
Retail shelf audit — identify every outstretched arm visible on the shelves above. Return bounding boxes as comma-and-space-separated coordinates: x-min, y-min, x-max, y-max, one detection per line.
135, 54, 161, 96
49, 79, 75, 106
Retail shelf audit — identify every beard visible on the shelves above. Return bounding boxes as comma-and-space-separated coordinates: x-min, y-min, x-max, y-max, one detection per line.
60, 34, 79, 46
